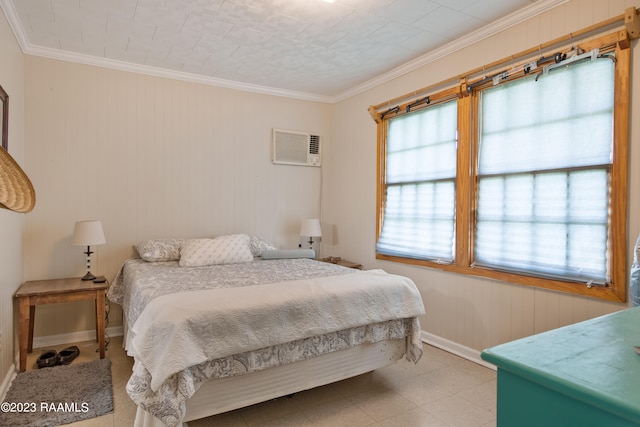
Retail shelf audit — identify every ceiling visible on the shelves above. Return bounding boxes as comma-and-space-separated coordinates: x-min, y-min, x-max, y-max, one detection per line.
1, 0, 563, 102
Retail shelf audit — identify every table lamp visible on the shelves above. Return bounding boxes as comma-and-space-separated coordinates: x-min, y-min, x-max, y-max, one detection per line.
300, 219, 322, 250
71, 220, 106, 280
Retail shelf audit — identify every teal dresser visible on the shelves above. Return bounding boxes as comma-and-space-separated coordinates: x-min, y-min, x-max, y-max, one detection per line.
481, 307, 640, 426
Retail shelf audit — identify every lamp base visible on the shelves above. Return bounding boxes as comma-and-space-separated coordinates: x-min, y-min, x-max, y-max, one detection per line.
81, 271, 96, 281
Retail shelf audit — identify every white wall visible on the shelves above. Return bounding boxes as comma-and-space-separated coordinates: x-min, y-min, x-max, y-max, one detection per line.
324, 0, 640, 355
0, 8, 24, 388
21, 56, 332, 338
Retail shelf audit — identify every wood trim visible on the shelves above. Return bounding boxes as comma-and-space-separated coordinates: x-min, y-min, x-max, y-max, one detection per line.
468, 91, 480, 269
609, 40, 631, 302
374, 30, 630, 303
375, 253, 625, 302
465, 35, 620, 95
372, 86, 462, 122
625, 7, 640, 39
375, 120, 387, 243
455, 95, 472, 267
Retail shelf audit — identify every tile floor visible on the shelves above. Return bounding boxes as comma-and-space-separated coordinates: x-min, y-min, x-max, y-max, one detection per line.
26, 337, 497, 426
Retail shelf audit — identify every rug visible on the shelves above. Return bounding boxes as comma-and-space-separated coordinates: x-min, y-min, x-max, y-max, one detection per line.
0, 358, 113, 426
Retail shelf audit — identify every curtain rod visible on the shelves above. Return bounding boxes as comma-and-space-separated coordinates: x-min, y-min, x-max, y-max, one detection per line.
371, 7, 637, 114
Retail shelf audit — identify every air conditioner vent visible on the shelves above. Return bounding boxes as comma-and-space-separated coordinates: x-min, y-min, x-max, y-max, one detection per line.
309, 134, 320, 155
272, 129, 321, 167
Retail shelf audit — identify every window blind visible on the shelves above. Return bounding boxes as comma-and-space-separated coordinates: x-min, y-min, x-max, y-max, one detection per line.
377, 100, 458, 261
475, 58, 614, 282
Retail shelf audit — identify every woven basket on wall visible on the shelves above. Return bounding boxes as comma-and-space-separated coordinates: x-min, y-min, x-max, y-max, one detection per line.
0, 148, 35, 213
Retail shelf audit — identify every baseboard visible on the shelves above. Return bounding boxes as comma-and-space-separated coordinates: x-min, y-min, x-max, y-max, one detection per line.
32, 325, 123, 349
0, 361, 16, 402
421, 331, 496, 370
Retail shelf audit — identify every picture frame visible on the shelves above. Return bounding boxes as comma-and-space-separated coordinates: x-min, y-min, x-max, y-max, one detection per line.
0, 85, 7, 151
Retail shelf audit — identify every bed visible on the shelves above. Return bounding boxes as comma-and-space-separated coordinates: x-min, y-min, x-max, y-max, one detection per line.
107, 235, 426, 427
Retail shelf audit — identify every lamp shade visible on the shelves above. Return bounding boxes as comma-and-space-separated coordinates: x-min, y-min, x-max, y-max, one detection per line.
71, 220, 106, 246
300, 219, 322, 237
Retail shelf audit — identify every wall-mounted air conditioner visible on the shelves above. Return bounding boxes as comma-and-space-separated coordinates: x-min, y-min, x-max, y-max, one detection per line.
272, 129, 321, 167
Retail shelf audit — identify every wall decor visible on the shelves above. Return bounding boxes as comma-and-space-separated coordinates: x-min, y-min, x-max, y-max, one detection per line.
0, 85, 7, 151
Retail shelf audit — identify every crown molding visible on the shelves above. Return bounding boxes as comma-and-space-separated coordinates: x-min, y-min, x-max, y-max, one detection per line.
0, 0, 27, 50
1, 0, 567, 104
23, 44, 335, 103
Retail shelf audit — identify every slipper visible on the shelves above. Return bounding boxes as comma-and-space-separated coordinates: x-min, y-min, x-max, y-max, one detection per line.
37, 350, 58, 368
58, 345, 80, 365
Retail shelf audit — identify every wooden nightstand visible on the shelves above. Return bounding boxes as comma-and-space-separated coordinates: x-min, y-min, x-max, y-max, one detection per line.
321, 257, 362, 269
15, 277, 108, 372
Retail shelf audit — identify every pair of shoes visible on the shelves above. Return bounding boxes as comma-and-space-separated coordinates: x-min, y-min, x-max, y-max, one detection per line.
36, 346, 80, 368
58, 345, 80, 365
36, 350, 58, 368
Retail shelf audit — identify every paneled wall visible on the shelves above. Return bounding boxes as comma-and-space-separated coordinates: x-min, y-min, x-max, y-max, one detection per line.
324, 0, 640, 356
0, 10, 25, 387
23, 57, 332, 339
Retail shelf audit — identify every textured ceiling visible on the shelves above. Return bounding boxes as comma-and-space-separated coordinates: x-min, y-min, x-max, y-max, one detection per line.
2, 0, 559, 101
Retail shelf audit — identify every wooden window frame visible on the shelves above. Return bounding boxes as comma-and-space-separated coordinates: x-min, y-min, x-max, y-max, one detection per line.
372, 30, 631, 303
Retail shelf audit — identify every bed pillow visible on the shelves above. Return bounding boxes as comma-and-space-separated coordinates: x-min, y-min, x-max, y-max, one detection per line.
249, 235, 278, 257
179, 234, 254, 267
134, 239, 183, 262
261, 249, 315, 259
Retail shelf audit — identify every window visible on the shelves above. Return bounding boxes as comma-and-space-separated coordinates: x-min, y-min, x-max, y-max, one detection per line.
376, 101, 458, 261
475, 58, 614, 283
373, 31, 630, 302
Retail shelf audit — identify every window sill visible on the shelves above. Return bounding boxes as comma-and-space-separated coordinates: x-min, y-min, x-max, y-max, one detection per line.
376, 253, 626, 303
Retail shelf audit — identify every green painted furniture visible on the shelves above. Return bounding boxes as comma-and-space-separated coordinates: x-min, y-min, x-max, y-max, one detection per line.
481, 307, 640, 426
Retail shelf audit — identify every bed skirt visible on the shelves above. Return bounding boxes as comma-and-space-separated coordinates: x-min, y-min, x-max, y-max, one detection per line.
133, 338, 406, 427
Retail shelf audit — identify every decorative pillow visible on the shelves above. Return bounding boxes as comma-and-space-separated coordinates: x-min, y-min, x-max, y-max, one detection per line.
261, 249, 315, 259
249, 235, 278, 257
134, 239, 183, 262
179, 234, 254, 267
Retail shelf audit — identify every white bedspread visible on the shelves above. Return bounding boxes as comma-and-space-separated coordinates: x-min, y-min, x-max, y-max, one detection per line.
130, 268, 425, 392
